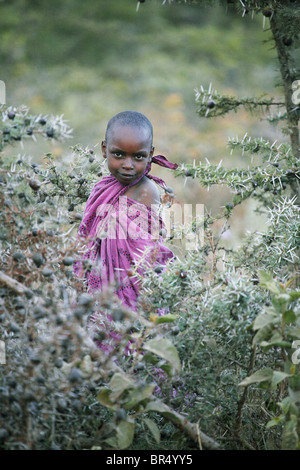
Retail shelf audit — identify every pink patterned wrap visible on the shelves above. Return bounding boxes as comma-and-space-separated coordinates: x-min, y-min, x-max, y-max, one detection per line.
73, 155, 178, 312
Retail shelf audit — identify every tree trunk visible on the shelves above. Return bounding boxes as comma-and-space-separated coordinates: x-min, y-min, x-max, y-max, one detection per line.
270, 12, 300, 203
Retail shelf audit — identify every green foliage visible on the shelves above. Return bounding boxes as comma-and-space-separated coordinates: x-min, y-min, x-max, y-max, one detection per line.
239, 271, 300, 450
1, 0, 300, 452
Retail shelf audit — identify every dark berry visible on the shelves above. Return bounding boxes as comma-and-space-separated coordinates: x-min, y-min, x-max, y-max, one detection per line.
0, 429, 9, 442
24, 289, 34, 299
42, 267, 53, 277
46, 128, 54, 138
55, 358, 63, 368
3, 128, 10, 135
24, 391, 36, 402
39, 118, 47, 125
32, 252, 45, 267
111, 309, 125, 322
29, 353, 41, 364
68, 368, 82, 384
26, 128, 33, 135
283, 37, 293, 46
10, 322, 20, 333
78, 293, 93, 306
154, 265, 163, 273
63, 256, 74, 266
33, 306, 47, 319
28, 179, 41, 191
12, 251, 24, 262
171, 326, 180, 336
207, 100, 216, 109
116, 408, 126, 421
73, 307, 85, 319
7, 111, 15, 120
57, 398, 68, 412
262, 8, 272, 17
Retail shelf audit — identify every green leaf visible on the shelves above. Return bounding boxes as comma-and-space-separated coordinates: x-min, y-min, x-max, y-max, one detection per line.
287, 328, 300, 339
143, 351, 160, 365
159, 363, 173, 378
145, 400, 181, 424
288, 387, 300, 404
260, 331, 291, 349
272, 294, 291, 314
143, 418, 161, 444
283, 310, 296, 324
116, 420, 135, 450
266, 416, 284, 429
281, 420, 299, 450
154, 314, 178, 324
258, 270, 281, 294
97, 388, 117, 411
253, 313, 276, 331
261, 340, 292, 349
288, 291, 300, 302
105, 437, 118, 448
278, 396, 291, 414
239, 368, 273, 387
110, 373, 133, 400
271, 371, 291, 388
124, 385, 155, 410
143, 338, 181, 372
253, 323, 273, 345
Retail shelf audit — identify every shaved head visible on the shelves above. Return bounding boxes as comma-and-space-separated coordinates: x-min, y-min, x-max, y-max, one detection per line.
105, 111, 153, 146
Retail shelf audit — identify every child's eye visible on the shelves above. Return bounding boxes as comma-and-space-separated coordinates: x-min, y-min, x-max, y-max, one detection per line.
135, 155, 145, 160
113, 152, 123, 158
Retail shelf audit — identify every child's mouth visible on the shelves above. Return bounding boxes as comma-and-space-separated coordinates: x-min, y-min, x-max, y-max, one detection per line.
119, 173, 136, 179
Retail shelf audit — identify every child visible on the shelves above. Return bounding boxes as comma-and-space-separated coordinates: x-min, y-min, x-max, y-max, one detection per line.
74, 111, 178, 313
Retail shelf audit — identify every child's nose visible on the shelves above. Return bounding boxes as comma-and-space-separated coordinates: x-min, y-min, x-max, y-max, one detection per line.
122, 157, 134, 169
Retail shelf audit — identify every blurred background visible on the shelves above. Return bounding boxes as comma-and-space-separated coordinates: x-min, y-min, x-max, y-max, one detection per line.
0, 0, 284, 246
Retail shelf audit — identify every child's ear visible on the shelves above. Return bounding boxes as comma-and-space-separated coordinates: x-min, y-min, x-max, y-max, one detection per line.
101, 140, 107, 158
150, 146, 154, 160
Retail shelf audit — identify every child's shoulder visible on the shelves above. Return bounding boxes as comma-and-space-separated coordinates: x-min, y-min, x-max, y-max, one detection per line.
126, 176, 161, 207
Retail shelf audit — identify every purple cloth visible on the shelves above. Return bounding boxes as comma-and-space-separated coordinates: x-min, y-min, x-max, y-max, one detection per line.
73, 155, 178, 312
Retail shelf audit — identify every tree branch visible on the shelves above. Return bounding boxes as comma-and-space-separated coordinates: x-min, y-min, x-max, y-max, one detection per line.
0, 270, 31, 296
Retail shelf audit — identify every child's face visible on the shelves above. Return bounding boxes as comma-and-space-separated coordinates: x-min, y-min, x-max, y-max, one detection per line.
102, 125, 154, 185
